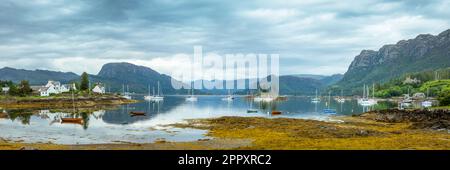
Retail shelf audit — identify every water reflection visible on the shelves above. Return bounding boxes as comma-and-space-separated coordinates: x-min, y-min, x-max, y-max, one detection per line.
0, 96, 400, 128
0, 96, 398, 144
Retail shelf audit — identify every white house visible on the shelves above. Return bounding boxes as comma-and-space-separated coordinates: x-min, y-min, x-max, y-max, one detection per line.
2, 87, 9, 94
38, 86, 58, 97
403, 76, 421, 84
37, 80, 75, 96
92, 84, 105, 94
413, 93, 426, 99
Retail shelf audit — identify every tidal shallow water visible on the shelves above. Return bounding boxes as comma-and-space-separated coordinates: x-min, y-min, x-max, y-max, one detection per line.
0, 95, 397, 144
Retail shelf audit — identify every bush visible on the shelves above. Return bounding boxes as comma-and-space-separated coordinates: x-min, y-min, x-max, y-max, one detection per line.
438, 94, 450, 106
438, 87, 450, 106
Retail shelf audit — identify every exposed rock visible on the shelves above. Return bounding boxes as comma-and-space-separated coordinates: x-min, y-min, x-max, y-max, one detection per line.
362, 109, 450, 130
19, 146, 38, 150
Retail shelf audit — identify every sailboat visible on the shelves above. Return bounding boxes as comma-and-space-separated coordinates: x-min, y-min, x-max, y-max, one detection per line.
253, 89, 275, 102
421, 88, 432, 108
144, 85, 153, 101
121, 84, 132, 100
402, 88, 413, 104
152, 81, 164, 101
247, 101, 258, 113
311, 89, 320, 103
185, 83, 197, 102
335, 89, 345, 103
323, 91, 336, 114
368, 84, 377, 105
358, 84, 373, 106
61, 90, 83, 125
222, 89, 234, 101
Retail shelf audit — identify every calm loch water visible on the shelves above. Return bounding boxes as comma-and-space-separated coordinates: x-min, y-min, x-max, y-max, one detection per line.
0, 96, 397, 144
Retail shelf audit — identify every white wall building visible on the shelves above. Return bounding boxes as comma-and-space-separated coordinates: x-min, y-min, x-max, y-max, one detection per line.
92, 84, 106, 94
1, 87, 9, 94
38, 80, 75, 96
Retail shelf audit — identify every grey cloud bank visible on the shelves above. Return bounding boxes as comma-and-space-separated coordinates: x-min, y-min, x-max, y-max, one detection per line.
0, 0, 449, 76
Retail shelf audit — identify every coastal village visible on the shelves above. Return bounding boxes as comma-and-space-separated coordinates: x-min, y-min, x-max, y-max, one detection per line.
1, 80, 105, 97
0, 72, 106, 98
30, 80, 106, 97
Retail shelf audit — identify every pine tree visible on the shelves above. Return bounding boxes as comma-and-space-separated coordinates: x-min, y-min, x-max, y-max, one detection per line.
18, 80, 32, 96
80, 72, 89, 91
8, 84, 19, 96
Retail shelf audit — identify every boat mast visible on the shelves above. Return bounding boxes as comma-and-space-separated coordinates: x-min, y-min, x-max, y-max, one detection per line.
372, 84, 375, 99
328, 91, 331, 103
363, 84, 366, 99
192, 82, 194, 97
72, 89, 75, 113
367, 85, 370, 99
157, 81, 161, 96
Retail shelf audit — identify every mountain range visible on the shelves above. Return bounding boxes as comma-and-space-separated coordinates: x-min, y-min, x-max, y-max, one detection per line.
337, 29, 450, 92
0, 63, 340, 95
0, 67, 79, 85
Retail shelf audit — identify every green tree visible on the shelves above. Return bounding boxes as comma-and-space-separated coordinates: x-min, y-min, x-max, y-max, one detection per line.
80, 72, 89, 91
8, 84, 19, 96
18, 80, 32, 97
438, 86, 450, 106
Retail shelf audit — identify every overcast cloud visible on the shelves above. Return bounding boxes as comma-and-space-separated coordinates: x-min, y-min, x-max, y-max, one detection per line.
0, 0, 449, 76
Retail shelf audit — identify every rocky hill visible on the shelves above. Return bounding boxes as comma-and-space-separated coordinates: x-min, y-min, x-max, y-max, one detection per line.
337, 29, 450, 90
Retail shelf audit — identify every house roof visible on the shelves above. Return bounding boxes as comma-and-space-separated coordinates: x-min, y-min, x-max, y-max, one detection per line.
47, 80, 61, 87
30, 86, 42, 91
94, 84, 104, 88
38, 87, 50, 92
61, 84, 72, 89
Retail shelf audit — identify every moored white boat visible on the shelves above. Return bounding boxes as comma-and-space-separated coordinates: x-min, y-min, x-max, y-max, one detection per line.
121, 85, 132, 100
311, 89, 320, 103
421, 100, 432, 107
186, 83, 197, 102
222, 90, 234, 101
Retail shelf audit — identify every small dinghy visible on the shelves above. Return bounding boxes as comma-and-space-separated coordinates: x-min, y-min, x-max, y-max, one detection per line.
323, 109, 337, 114
61, 118, 83, 125
129, 111, 146, 116
271, 111, 282, 115
247, 109, 258, 113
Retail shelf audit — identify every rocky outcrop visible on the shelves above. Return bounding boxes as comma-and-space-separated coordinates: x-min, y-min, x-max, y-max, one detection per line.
349, 30, 449, 71
362, 109, 450, 130
339, 29, 450, 88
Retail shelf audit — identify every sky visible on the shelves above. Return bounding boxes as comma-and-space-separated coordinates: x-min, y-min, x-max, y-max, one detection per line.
0, 0, 449, 77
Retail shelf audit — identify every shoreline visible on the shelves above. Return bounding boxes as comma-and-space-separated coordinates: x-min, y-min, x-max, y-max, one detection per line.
0, 95, 139, 109
1, 109, 449, 150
